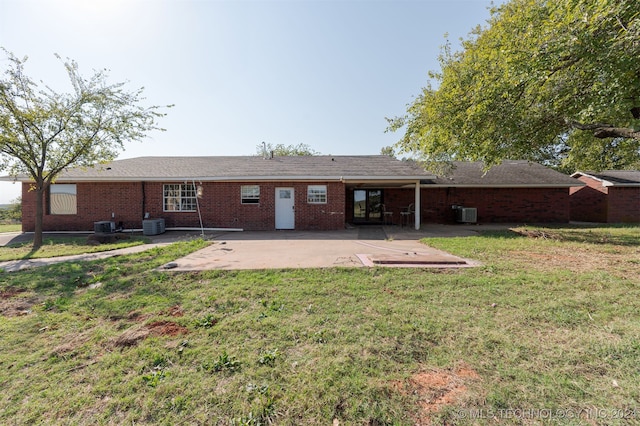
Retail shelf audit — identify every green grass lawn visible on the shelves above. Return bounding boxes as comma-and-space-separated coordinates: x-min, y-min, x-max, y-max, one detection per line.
1, 227, 639, 425
0, 236, 150, 262
0, 223, 21, 233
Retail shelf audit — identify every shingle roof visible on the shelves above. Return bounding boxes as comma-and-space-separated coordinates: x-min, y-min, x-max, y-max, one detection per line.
428, 161, 582, 187
2, 156, 581, 187
52, 155, 434, 182
572, 170, 640, 186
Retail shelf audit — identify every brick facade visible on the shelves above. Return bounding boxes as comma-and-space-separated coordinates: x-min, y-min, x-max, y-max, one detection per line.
608, 187, 640, 223
344, 186, 571, 225
570, 176, 640, 223
425, 187, 571, 223
570, 176, 608, 222
22, 180, 573, 232
22, 181, 346, 232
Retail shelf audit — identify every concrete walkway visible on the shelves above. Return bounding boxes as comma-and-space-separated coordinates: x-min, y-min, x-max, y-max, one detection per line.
0, 224, 501, 272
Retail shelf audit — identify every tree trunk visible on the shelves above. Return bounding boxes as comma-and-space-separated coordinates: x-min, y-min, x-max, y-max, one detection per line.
33, 184, 45, 249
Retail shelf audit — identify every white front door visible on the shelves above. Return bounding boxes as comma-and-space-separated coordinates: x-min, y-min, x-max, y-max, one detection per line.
275, 187, 295, 229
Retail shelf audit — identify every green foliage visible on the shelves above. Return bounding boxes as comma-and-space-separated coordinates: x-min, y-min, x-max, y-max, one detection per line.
0, 49, 170, 247
203, 351, 242, 373
0, 197, 21, 222
193, 313, 218, 328
141, 368, 168, 388
379, 145, 397, 158
257, 349, 278, 366
255, 142, 320, 156
389, 0, 640, 172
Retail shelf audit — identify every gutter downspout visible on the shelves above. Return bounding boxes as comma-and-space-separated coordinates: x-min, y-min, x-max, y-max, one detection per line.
414, 180, 421, 230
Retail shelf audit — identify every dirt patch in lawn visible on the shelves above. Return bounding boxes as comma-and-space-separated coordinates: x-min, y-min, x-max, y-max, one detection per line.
147, 320, 188, 336
114, 320, 188, 347
165, 305, 184, 317
1, 286, 26, 299
0, 287, 38, 317
393, 363, 480, 425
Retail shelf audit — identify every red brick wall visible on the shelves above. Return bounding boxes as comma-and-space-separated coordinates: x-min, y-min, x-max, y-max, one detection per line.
423, 187, 571, 223
352, 186, 571, 225
569, 176, 608, 222
22, 181, 346, 232
569, 176, 640, 223
22, 180, 574, 232
607, 187, 640, 223
22, 182, 144, 232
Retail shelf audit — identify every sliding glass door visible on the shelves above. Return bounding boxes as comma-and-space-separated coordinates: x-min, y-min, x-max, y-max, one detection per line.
353, 189, 382, 223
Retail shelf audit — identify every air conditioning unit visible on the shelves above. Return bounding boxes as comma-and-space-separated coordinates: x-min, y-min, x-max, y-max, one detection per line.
456, 207, 477, 223
94, 221, 116, 233
143, 218, 166, 236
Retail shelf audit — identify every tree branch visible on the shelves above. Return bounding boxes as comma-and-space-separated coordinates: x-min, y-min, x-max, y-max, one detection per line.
569, 121, 640, 140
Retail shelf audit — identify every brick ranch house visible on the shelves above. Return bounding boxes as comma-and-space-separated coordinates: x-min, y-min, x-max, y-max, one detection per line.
570, 171, 640, 223
6, 156, 584, 232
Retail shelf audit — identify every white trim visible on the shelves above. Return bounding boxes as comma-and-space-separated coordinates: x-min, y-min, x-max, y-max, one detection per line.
571, 172, 640, 187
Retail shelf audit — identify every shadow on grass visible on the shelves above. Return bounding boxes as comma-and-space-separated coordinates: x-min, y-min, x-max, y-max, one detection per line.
0, 236, 150, 262
455, 225, 640, 247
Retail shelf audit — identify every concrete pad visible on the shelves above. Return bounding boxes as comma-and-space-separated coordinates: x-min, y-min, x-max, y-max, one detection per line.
1, 224, 502, 272
161, 228, 480, 271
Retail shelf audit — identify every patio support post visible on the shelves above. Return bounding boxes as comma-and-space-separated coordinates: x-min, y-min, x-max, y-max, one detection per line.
414, 180, 421, 230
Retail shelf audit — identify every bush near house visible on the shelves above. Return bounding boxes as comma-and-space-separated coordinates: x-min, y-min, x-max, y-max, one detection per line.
0, 198, 22, 232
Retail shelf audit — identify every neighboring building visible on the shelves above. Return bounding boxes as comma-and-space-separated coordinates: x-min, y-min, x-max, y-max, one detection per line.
3, 156, 583, 232
571, 171, 640, 223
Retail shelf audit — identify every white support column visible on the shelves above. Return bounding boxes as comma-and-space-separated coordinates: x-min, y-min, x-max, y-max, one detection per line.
414, 180, 421, 230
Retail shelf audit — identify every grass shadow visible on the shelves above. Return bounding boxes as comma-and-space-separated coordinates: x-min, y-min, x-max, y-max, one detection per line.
462, 225, 640, 247
0, 236, 150, 262
510, 224, 640, 246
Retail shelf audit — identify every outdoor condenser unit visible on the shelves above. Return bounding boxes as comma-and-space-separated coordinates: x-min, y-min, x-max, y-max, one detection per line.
94, 221, 116, 233
456, 207, 478, 223
143, 218, 166, 236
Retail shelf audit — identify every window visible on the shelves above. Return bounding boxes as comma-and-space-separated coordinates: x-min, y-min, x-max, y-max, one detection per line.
163, 183, 197, 212
307, 185, 327, 204
49, 184, 77, 215
241, 185, 260, 204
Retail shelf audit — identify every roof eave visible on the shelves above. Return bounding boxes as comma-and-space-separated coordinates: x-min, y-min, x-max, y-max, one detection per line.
27, 175, 433, 183
423, 183, 585, 188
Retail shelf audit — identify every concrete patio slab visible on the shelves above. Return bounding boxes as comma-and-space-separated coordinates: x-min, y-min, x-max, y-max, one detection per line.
0, 223, 508, 272
160, 227, 481, 271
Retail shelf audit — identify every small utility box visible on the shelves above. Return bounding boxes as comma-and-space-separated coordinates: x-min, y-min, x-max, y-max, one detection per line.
143, 218, 166, 236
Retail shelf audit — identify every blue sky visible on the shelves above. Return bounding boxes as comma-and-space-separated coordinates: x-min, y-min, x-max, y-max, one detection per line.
0, 0, 500, 203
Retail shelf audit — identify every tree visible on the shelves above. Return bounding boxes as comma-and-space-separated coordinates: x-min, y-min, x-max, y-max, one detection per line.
6, 197, 21, 222
380, 145, 397, 158
0, 50, 168, 248
256, 142, 320, 157
388, 0, 640, 172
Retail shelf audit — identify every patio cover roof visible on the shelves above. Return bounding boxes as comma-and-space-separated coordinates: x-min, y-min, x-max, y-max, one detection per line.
572, 170, 640, 187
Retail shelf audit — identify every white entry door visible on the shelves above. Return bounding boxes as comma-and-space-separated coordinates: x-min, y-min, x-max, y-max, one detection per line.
275, 187, 295, 229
